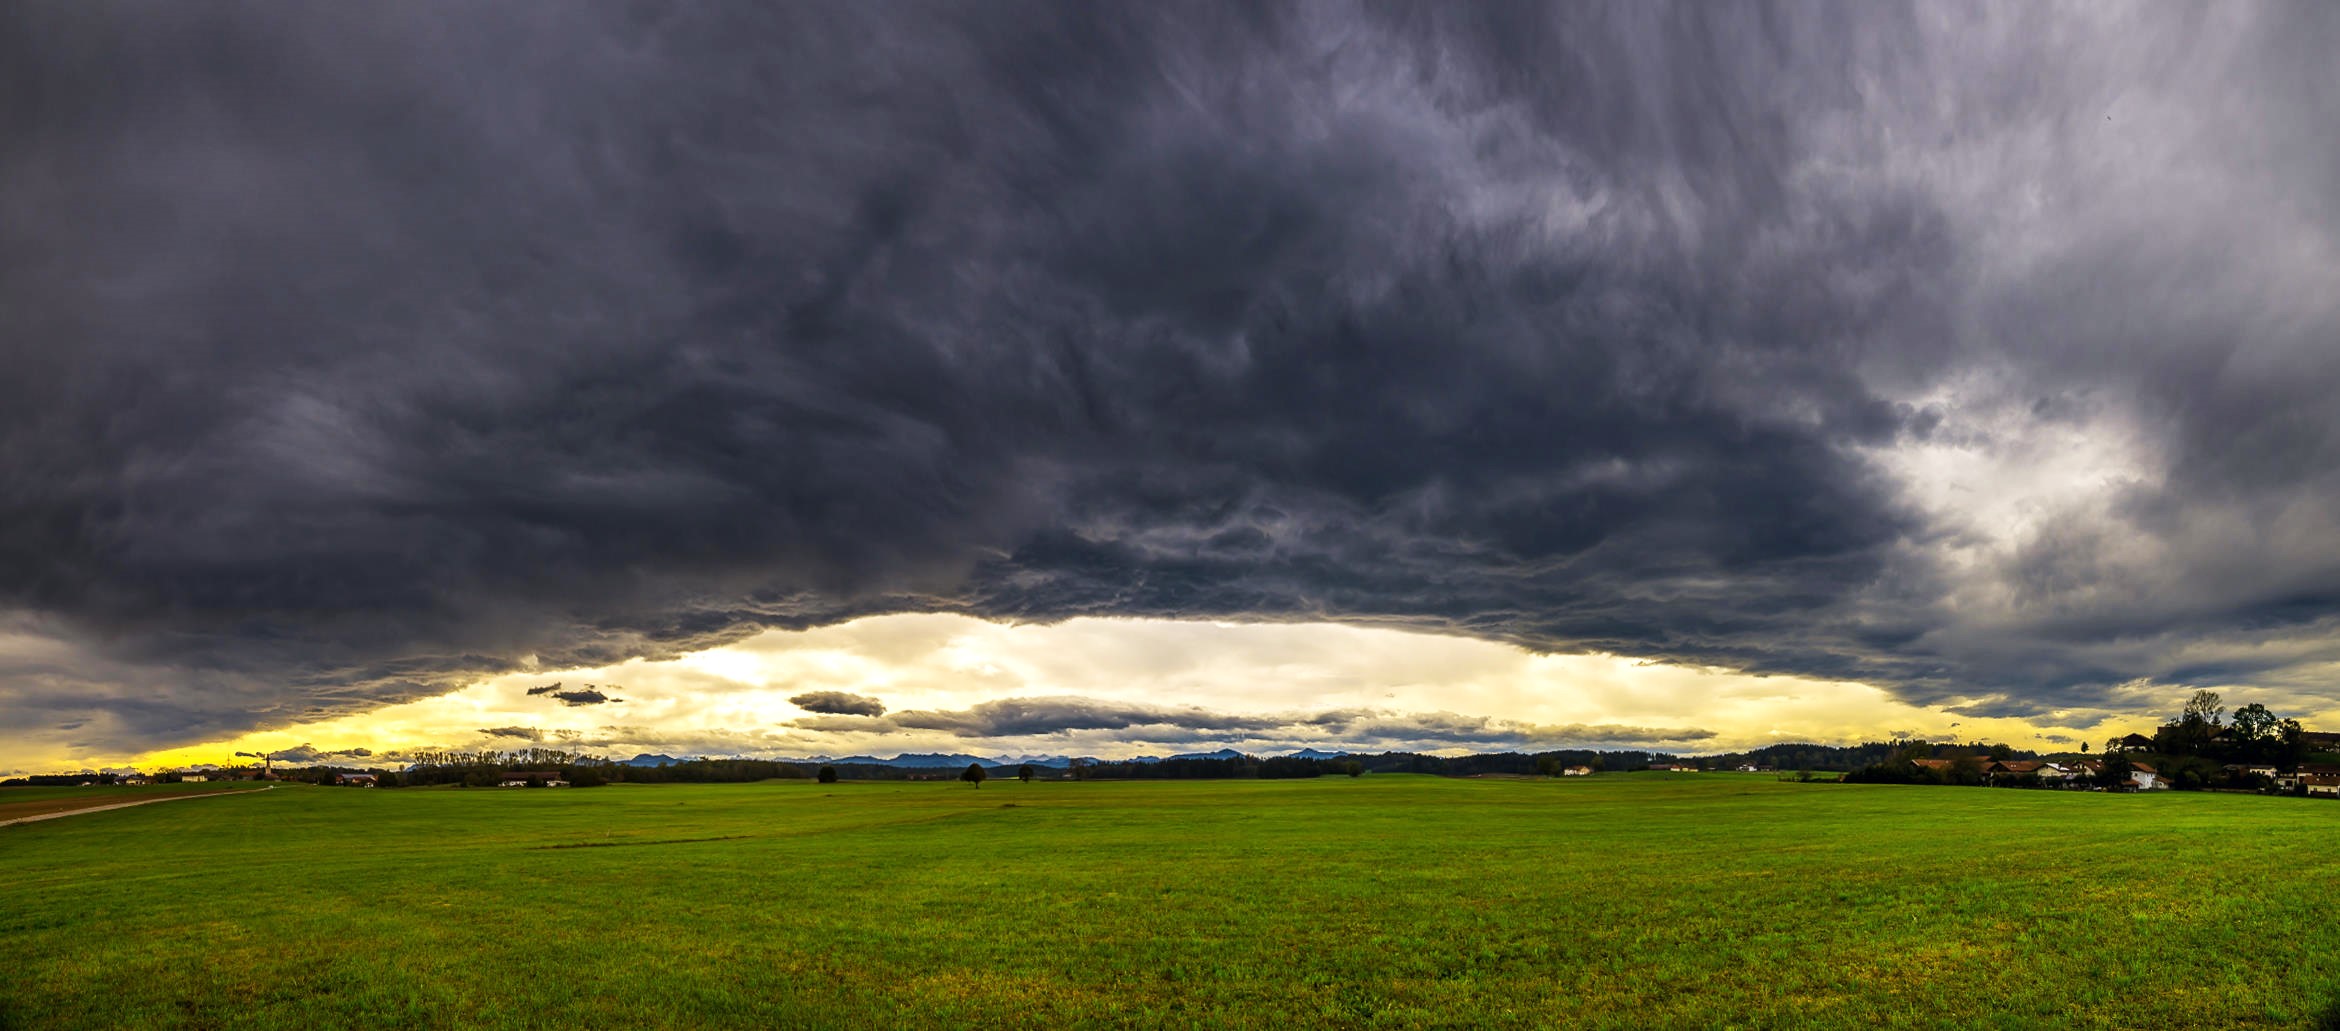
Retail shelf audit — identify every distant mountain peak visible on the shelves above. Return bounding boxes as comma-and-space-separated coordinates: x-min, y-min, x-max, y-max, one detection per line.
1167, 747, 1248, 761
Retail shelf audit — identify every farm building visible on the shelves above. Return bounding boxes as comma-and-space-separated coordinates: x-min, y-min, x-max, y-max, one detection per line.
1562, 766, 1592, 777
336, 773, 378, 787
1984, 760, 2070, 783
499, 771, 568, 788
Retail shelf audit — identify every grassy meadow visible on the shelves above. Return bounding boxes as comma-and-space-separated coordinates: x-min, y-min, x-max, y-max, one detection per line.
5, 774, 2339, 1029
0, 782, 267, 823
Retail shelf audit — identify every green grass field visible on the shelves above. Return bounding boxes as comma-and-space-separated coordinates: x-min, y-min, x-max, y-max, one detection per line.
0, 782, 266, 823
6, 774, 2339, 1029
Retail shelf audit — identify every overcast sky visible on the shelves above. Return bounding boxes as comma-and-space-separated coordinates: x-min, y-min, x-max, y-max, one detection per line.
7, 2, 2340, 772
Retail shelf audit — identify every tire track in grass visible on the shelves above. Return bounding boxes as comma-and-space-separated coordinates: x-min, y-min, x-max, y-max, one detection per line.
0, 786, 273, 828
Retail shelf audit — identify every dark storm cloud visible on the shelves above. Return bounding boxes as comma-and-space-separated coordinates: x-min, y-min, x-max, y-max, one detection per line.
5, 1, 2340, 756
788, 691, 887, 717
549, 688, 616, 707
885, 697, 1290, 737
239, 743, 373, 763
789, 695, 1711, 748
1308, 712, 1718, 747
478, 727, 540, 740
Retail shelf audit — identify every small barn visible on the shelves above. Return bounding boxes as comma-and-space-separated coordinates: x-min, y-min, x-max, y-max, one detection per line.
499, 771, 568, 788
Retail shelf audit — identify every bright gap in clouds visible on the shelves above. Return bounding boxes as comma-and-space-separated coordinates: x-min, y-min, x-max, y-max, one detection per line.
129, 615, 2128, 770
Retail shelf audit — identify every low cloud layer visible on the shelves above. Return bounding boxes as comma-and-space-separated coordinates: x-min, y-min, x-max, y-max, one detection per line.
797, 695, 1712, 751
789, 691, 888, 717
237, 743, 374, 764
6, 3, 2340, 763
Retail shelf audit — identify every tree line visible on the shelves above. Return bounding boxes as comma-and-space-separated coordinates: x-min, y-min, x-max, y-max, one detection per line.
1835, 691, 2335, 792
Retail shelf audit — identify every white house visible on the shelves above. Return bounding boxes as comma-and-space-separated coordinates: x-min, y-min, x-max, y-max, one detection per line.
2129, 762, 2166, 791
1562, 766, 1592, 777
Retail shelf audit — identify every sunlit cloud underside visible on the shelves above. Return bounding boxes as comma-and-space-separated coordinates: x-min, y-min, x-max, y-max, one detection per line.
121, 614, 2180, 771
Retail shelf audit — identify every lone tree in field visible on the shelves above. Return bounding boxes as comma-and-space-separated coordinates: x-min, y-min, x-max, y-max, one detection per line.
962, 763, 987, 788
1017, 764, 1034, 783
817, 765, 838, 784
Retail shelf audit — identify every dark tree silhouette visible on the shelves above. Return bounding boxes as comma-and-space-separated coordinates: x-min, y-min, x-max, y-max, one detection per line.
2096, 753, 2135, 789
817, 765, 838, 784
962, 763, 987, 788
1017, 764, 1034, 783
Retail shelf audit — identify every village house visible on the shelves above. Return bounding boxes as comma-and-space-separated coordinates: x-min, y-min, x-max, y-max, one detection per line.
180, 773, 208, 783
498, 771, 568, 788
1983, 760, 2062, 783
2304, 774, 2340, 798
2113, 733, 2157, 753
2283, 764, 2340, 793
2298, 731, 2340, 752
336, 773, 378, 787
2054, 759, 2163, 791
1562, 766, 1592, 777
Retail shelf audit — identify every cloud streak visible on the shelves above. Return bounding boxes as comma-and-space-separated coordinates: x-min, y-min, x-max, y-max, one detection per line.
791, 695, 1712, 749
789, 691, 888, 717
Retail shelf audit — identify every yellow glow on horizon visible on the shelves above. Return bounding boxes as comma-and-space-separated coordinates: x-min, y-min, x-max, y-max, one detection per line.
95, 614, 2148, 773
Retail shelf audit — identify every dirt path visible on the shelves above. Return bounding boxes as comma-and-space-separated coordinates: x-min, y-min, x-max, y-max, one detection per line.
0, 786, 272, 828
